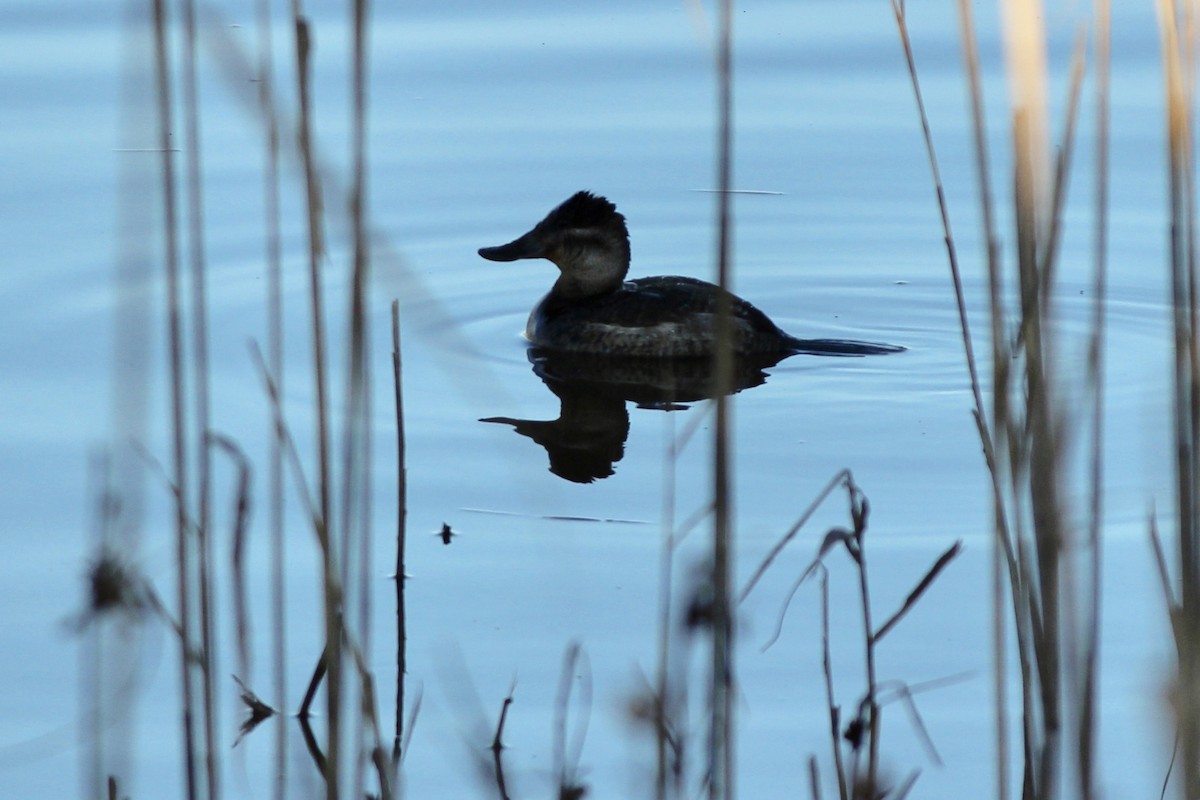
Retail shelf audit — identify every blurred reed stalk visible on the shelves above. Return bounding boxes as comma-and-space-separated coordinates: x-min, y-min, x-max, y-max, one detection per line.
710, 0, 735, 797
251, 0, 288, 791
149, 0, 204, 795
342, 0, 375, 794
180, 0, 220, 791
285, 6, 345, 794
1153, 3, 1200, 797
894, 0, 1110, 797
125, 0, 395, 795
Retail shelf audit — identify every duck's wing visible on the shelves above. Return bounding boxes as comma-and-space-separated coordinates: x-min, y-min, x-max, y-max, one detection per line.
596, 276, 782, 331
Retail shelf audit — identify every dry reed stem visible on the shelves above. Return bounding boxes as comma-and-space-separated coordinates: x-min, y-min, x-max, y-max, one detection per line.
286, 10, 342, 796
206, 434, 252, 677
952, 0, 1106, 795
341, 1, 373, 793
740, 469, 849, 603
948, 2, 1014, 796
709, 1, 735, 798
871, 541, 962, 644
1076, 3, 1110, 796
655, 411, 679, 800
346, 633, 395, 800
137, 0, 387, 794
251, 0, 287, 791
817, 569, 848, 800
391, 300, 408, 763
491, 688, 515, 800
750, 470, 957, 795
179, 0, 219, 790
249, 344, 322, 532
149, 0, 198, 794
1155, 2, 1200, 795
553, 643, 592, 798
807, 756, 822, 800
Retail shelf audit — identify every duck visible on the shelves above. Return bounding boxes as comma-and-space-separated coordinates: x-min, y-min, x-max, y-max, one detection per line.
478, 191, 904, 358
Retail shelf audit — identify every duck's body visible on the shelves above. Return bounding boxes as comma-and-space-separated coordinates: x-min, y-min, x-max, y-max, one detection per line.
479, 191, 903, 359
530, 275, 800, 357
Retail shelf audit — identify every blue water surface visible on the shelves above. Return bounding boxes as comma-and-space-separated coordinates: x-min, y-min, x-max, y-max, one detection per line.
0, 0, 1180, 797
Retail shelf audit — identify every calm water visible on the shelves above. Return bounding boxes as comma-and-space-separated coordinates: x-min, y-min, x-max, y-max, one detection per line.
0, 0, 1181, 796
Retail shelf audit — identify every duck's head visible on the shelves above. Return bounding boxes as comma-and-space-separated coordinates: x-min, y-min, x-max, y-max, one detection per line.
479, 191, 632, 299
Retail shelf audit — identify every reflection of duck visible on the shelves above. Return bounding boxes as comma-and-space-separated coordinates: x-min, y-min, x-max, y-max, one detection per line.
525, 347, 777, 407
481, 348, 776, 483
481, 378, 628, 484
479, 191, 905, 358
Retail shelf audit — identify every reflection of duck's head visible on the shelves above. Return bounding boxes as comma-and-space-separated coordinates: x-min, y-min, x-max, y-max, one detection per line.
478, 191, 631, 300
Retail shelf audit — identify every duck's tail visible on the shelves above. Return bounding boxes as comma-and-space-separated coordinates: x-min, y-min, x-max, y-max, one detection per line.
783, 336, 906, 357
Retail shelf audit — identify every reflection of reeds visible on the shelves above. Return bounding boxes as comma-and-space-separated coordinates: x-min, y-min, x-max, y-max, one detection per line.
895, 1, 1111, 796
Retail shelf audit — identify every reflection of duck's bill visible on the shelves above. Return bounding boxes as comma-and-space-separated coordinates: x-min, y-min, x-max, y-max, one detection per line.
784, 337, 906, 357
478, 231, 543, 262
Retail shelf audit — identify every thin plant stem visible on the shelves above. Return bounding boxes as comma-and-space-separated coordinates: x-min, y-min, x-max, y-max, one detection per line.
1077, 3, 1110, 796
288, 8, 340, 796
338, 0, 372, 792
740, 470, 849, 603
818, 569, 848, 800
851, 492, 881, 793
890, 0, 995, 467
656, 409, 678, 800
179, 0, 219, 792
391, 299, 407, 762
950, 2, 1018, 795
150, 0, 198, 795
1156, 2, 1200, 794
710, 0, 736, 798
252, 0, 287, 793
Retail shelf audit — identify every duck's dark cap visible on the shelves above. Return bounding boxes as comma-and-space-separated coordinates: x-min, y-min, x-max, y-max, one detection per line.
542, 191, 623, 230
478, 190, 627, 262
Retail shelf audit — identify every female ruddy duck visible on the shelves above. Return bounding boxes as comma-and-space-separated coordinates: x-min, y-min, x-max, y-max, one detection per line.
478, 191, 904, 358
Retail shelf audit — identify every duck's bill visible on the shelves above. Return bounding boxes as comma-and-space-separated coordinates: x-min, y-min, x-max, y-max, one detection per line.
478, 230, 543, 262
